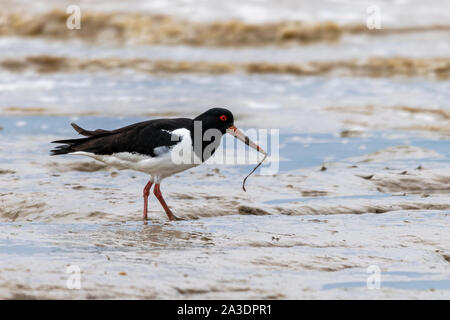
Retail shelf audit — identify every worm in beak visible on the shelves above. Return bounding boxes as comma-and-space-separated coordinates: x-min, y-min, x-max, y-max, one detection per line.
227, 125, 268, 191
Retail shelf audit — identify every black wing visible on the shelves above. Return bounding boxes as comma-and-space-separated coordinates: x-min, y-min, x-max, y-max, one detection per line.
51, 118, 193, 157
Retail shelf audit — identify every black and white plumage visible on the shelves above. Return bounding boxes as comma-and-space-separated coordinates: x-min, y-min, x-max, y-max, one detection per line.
51, 108, 266, 222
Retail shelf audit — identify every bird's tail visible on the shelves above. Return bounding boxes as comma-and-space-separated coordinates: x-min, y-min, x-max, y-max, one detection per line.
50, 122, 96, 155
51, 122, 114, 155
50, 137, 89, 155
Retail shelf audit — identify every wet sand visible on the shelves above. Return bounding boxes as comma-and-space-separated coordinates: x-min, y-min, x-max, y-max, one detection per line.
1, 117, 449, 299
1, 0, 449, 299
1, 212, 449, 299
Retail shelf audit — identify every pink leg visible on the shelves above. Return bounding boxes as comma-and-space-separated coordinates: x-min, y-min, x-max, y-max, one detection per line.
153, 183, 180, 221
143, 180, 153, 221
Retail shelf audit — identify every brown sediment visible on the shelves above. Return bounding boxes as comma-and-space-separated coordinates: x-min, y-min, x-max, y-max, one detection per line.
4, 107, 49, 115
238, 205, 270, 215
356, 174, 374, 180
243, 57, 450, 78
0, 200, 46, 221
252, 256, 360, 271
340, 130, 366, 138
329, 105, 450, 135
394, 106, 450, 120
71, 185, 87, 190
327, 105, 375, 115
0, 56, 235, 74
172, 193, 196, 200
371, 171, 450, 194
1, 55, 450, 79
179, 198, 450, 219
301, 190, 328, 197
1, 10, 450, 47
0, 10, 342, 46
0, 169, 16, 174
48, 161, 108, 172
174, 287, 211, 295
391, 105, 450, 135
9, 293, 38, 300
174, 286, 250, 295
399, 125, 450, 134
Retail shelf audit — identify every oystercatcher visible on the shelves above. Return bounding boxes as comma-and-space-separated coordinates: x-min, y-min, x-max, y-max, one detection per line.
51, 108, 266, 221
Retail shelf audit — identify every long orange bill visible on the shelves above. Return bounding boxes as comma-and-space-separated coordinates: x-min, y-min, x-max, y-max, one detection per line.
226, 125, 267, 156
226, 125, 268, 192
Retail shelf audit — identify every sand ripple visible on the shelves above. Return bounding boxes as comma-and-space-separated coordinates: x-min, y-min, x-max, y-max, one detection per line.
1, 55, 449, 79
2, 10, 449, 47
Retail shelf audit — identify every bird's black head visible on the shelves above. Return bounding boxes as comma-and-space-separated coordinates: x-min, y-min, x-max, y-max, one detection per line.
194, 108, 234, 134
191, 107, 266, 163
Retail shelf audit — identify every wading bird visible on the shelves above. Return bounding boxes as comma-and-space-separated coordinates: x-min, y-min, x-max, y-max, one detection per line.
51, 108, 266, 221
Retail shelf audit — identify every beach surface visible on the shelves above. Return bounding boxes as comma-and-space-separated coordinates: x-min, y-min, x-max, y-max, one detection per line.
0, 0, 449, 299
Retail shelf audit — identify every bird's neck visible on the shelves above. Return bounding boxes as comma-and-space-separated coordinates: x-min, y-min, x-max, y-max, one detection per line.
189, 121, 224, 162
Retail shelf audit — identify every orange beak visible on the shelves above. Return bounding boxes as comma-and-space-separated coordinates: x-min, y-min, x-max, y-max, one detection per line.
226, 125, 267, 156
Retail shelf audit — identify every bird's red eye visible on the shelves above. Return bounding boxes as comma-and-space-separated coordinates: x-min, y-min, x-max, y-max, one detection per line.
220, 115, 227, 121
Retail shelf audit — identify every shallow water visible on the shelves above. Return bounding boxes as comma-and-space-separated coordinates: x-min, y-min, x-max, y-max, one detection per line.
0, 0, 449, 299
